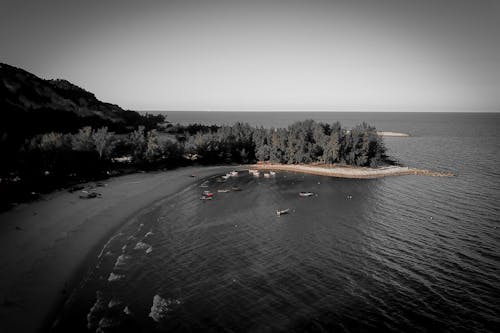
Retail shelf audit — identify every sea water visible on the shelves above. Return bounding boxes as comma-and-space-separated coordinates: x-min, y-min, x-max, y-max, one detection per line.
53, 112, 500, 332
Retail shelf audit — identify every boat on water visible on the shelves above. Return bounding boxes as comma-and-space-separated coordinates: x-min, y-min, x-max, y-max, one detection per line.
263, 173, 270, 178
276, 208, 290, 216
203, 190, 214, 197
299, 192, 314, 197
248, 169, 258, 174
253, 171, 260, 177
269, 171, 276, 176
200, 196, 213, 200
229, 171, 238, 177
218, 189, 230, 193
222, 174, 230, 180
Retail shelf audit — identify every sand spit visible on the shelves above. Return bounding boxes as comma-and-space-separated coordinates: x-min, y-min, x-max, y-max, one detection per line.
250, 164, 454, 179
0, 165, 236, 333
377, 131, 410, 137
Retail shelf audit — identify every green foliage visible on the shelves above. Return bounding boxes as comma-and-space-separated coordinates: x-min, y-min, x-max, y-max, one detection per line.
3, 120, 390, 208
71, 126, 95, 152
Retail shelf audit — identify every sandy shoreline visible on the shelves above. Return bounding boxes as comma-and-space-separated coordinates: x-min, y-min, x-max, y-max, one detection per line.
377, 131, 410, 137
250, 164, 454, 178
0, 165, 236, 333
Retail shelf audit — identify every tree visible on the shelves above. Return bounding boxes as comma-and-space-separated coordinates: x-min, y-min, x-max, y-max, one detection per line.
72, 126, 95, 151
92, 127, 113, 159
145, 130, 162, 162
129, 126, 147, 162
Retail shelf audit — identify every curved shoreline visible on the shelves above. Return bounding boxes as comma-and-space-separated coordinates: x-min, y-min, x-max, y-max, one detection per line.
0, 165, 235, 333
249, 163, 454, 178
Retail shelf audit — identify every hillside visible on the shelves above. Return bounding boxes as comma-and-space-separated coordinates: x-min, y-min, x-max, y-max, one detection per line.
0, 63, 150, 138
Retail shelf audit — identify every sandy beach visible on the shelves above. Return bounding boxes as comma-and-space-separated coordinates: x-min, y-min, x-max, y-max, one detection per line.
0, 165, 236, 333
250, 163, 454, 178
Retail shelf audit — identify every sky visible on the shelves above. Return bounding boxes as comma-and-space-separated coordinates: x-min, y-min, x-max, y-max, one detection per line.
1, 0, 499, 111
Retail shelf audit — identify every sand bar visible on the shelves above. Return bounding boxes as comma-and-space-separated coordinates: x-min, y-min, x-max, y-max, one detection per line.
377, 131, 410, 137
0, 165, 235, 333
250, 164, 454, 178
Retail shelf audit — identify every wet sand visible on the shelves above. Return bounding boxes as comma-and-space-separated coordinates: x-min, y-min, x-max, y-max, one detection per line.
0, 166, 235, 333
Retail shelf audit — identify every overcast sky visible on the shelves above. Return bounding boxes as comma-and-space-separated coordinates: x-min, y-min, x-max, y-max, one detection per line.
1, 0, 499, 111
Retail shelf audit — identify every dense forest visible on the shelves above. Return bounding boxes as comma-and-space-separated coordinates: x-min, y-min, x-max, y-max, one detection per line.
0, 119, 390, 209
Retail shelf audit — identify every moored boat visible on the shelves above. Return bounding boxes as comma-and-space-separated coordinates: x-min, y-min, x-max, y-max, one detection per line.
217, 189, 230, 193
276, 208, 290, 216
299, 192, 314, 197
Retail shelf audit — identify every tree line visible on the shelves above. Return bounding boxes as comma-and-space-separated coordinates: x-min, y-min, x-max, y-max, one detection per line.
1, 119, 389, 208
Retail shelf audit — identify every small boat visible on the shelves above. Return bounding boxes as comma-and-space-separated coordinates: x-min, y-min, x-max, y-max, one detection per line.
231, 187, 242, 191
200, 196, 213, 200
222, 174, 230, 180
269, 171, 276, 176
253, 171, 260, 177
276, 208, 290, 216
248, 169, 258, 174
299, 192, 314, 197
218, 189, 230, 193
263, 173, 270, 178
230, 171, 238, 177
203, 190, 214, 197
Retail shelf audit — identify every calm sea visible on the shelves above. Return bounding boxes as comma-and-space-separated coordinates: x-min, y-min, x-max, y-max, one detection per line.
54, 112, 500, 332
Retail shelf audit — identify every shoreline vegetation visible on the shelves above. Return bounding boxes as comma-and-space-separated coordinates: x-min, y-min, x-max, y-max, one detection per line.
2, 118, 396, 210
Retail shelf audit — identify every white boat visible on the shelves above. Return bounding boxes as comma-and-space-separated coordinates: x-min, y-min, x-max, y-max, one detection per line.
217, 189, 230, 193
248, 169, 258, 174
253, 171, 260, 177
269, 171, 276, 176
229, 171, 238, 177
222, 174, 230, 180
276, 208, 290, 216
200, 196, 213, 200
299, 192, 314, 197
263, 173, 270, 178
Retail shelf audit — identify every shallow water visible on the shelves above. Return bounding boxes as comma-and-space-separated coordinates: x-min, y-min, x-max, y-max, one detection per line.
54, 113, 500, 332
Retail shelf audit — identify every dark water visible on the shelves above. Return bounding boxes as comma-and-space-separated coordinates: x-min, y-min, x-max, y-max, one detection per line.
54, 113, 500, 332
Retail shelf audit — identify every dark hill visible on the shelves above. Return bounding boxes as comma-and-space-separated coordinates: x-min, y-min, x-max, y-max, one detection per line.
0, 63, 154, 139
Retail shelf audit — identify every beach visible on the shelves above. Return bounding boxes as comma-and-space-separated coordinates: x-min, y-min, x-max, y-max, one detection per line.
0, 165, 236, 332
250, 163, 454, 178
